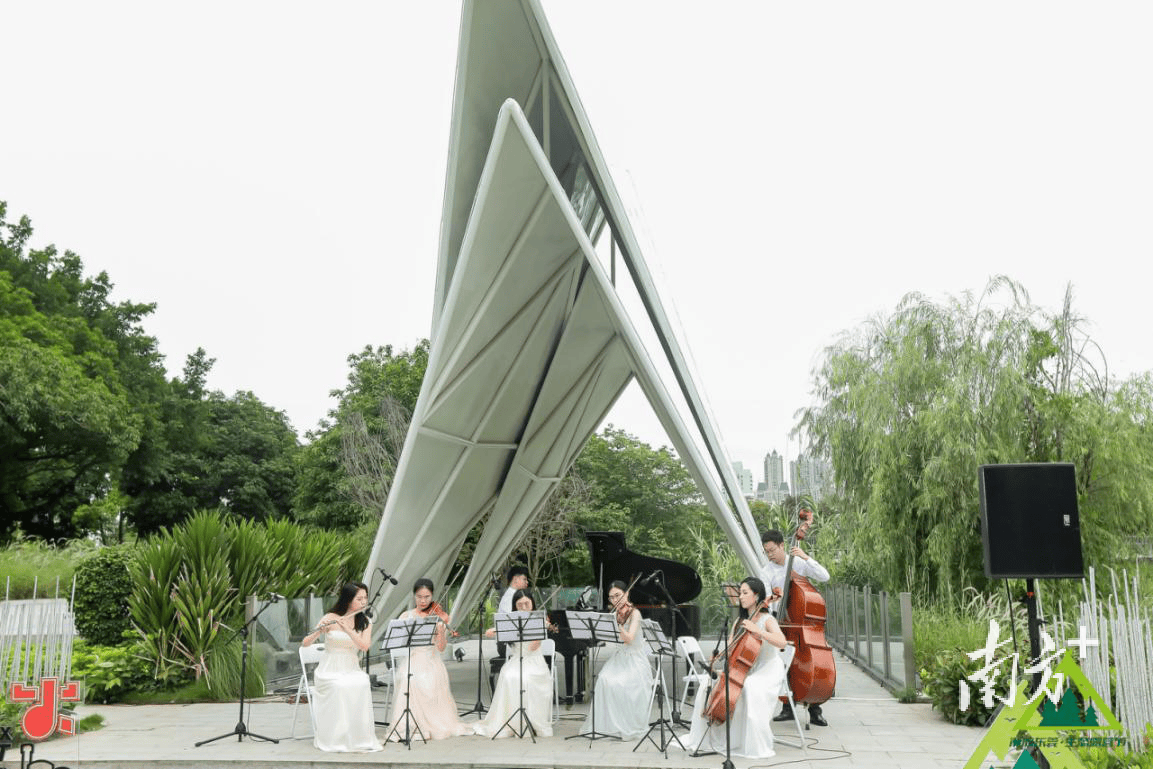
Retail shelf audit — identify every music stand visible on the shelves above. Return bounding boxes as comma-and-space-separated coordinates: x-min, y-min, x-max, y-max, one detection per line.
461, 580, 498, 717
381, 615, 438, 748
635, 618, 684, 757
565, 610, 621, 743
491, 609, 548, 741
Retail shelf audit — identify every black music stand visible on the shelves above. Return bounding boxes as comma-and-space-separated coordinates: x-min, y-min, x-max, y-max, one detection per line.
382, 615, 438, 749
491, 610, 548, 741
565, 610, 621, 744
635, 618, 684, 757
195, 596, 280, 747
461, 580, 498, 717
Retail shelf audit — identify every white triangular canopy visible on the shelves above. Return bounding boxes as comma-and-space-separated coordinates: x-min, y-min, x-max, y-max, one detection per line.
365, 0, 769, 626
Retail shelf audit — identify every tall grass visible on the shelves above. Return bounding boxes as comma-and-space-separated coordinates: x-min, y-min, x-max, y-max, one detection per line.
913, 587, 1030, 672
0, 539, 96, 599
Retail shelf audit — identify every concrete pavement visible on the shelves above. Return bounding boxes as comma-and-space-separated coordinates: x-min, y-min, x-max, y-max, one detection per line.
20, 650, 994, 769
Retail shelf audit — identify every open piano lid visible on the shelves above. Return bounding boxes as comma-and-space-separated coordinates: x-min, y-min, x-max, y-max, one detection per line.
586, 531, 702, 606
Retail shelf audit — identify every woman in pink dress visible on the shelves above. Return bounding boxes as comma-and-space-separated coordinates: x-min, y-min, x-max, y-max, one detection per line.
387, 578, 472, 740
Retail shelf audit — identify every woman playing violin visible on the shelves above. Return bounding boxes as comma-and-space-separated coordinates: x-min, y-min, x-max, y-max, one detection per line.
386, 578, 472, 740
580, 580, 654, 739
686, 576, 787, 759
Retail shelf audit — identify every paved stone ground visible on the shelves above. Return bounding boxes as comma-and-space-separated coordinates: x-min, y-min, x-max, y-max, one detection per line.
23, 650, 992, 769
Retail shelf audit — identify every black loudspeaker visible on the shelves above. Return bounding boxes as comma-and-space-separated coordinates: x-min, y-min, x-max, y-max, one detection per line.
978, 463, 1084, 579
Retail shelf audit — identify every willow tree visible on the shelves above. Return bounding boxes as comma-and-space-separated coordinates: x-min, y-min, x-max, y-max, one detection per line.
799, 276, 1153, 602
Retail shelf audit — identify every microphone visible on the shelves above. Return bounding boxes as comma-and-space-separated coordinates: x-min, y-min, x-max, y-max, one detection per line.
363, 606, 376, 621
639, 570, 661, 586
378, 568, 398, 585
268, 592, 285, 601
491, 574, 503, 591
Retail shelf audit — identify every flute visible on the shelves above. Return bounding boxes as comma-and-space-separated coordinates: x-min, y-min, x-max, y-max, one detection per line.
312, 608, 363, 632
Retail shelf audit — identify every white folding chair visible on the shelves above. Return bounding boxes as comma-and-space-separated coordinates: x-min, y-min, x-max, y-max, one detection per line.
290, 643, 324, 738
675, 636, 712, 714
539, 638, 562, 722
772, 643, 808, 754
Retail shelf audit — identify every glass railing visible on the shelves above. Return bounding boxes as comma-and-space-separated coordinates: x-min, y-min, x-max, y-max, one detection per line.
825, 584, 916, 693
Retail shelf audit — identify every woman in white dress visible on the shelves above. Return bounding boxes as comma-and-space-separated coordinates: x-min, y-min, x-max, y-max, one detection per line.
387, 578, 473, 741
581, 580, 653, 739
474, 589, 553, 738
301, 581, 382, 752
685, 576, 786, 759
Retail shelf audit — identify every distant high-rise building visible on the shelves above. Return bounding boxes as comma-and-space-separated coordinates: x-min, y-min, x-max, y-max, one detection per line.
791, 453, 833, 500
762, 450, 786, 504
731, 461, 754, 498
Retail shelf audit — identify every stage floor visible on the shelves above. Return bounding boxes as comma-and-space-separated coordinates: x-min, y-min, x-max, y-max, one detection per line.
22, 650, 983, 769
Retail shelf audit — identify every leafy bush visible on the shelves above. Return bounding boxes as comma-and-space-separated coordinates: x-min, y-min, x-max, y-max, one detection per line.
1076, 725, 1153, 769
70, 639, 158, 703
73, 545, 135, 645
127, 510, 357, 690
920, 646, 1015, 726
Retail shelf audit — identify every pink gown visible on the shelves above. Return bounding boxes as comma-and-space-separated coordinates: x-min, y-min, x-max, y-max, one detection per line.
387, 609, 472, 740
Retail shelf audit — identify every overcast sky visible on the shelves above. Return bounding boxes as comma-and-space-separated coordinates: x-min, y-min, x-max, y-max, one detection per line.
4, 2, 1151, 479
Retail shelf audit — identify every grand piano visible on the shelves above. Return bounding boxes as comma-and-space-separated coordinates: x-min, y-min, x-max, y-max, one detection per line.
545, 531, 702, 703
585, 530, 702, 640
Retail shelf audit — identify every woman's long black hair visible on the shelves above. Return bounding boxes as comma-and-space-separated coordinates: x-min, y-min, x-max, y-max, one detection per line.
510, 589, 536, 610
328, 581, 370, 633
737, 577, 769, 622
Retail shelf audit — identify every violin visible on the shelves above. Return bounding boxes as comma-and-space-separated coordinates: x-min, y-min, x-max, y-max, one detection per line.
420, 601, 460, 637
615, 601, 635, 626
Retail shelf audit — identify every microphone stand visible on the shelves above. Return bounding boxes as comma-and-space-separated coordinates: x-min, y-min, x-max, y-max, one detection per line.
195, 595, 280, 746
648, 573, 690, 726
460, 579, 499, 717
366, 569, 395, 728
690, 584, 740, 769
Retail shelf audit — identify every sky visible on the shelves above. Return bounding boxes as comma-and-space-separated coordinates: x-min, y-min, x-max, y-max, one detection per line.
4, 1, 1152, 481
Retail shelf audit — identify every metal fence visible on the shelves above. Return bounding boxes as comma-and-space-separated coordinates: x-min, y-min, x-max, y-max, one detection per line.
0, 576, 77, 691
825, 583, 916, 693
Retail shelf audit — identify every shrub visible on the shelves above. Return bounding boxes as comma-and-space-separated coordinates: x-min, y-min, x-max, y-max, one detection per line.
70, 639, 157, 703
127, 510, 352, 690
73, 546, 135, 645
920, 646, 1015, 726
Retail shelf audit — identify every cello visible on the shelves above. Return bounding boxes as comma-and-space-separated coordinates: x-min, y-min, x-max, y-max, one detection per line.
702, 586, 776, 724
776, 509, 836, 705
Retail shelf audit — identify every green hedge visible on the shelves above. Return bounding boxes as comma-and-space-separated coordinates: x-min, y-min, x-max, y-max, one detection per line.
73, 546, 135, 645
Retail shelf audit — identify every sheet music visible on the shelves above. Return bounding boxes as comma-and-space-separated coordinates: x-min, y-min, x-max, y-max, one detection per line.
380, 615, 438, 650
565, 610, 621, 643
492, 609, 547, 643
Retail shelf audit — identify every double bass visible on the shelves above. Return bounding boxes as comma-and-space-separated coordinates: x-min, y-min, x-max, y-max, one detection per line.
776, 510, 836, 705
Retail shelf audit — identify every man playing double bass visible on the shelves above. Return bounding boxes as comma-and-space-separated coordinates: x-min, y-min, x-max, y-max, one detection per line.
761, 528, 832, 727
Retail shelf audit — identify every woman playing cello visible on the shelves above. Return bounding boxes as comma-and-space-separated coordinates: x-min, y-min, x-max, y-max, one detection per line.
685, 576, 787, 759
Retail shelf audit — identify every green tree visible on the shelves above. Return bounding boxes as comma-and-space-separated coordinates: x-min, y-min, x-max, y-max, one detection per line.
122, 350, 300, 533
295, 341, 428, 529
799, 277, 1153, 601
559, 426, 712, 581
1, 203, 160, 541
